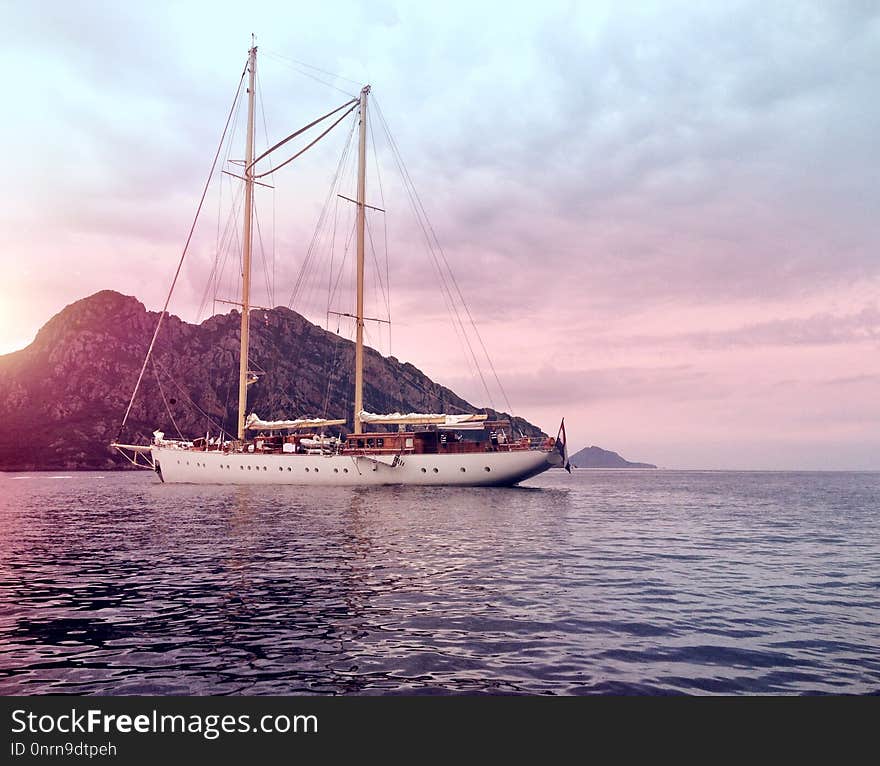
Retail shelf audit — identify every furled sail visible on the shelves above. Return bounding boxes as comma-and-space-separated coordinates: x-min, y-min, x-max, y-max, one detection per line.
246, 414, 347, 431
358, 411, 488, 425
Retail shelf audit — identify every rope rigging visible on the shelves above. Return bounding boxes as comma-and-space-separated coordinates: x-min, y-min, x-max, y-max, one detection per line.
150, 352, 235, 440
370, 98, 490, 407
373, 96, 517, 418
116, 58, 248, 440
151, 359, 184, 441
119, 51, 520, 443
261, 49, 361, 97
288, 110, 359, 313
368, 111, 392, 355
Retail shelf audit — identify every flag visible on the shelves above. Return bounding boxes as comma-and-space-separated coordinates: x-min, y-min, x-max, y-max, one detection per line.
556, 418, 571, 473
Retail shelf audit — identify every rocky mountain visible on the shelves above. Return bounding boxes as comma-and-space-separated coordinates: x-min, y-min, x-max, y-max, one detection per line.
0, 291, 545, 471
569, 445, 657, 469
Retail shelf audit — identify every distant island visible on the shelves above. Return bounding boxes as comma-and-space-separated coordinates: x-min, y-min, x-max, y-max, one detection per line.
569, 446, 657, 469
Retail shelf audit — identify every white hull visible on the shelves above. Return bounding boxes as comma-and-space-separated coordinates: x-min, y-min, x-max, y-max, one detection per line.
152, 446, 560, 486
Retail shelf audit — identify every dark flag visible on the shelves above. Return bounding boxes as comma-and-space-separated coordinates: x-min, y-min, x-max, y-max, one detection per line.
556, 418, 572, 473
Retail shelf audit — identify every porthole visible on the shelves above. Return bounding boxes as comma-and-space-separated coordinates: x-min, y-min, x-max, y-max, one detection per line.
372, 467, 377, 472
279, 467, 283, 471
420, 467, 427, 473
186, 461, 190, 466
460, 467, 466, 472
305, 468, 310, 473
484, 466, 491, 472
247, 466, 251, 470
263, 466, 267, 471
343, 468, 349, 473
177, 460, 180, 465
240, 465, 244, 470
334, 468, 339, 473
314, 468, 319, 473
432, 467, 439, 473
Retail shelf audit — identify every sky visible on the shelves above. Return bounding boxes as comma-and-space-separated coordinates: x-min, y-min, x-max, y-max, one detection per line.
1, 1, 879, 469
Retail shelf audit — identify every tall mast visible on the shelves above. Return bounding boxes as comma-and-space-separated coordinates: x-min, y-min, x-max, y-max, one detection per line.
353, 85, 370, 434
237, 43, 257, 441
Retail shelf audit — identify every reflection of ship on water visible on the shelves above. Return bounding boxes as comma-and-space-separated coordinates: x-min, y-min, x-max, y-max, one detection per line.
202, 486, 386, 692
2, 472, 572, 694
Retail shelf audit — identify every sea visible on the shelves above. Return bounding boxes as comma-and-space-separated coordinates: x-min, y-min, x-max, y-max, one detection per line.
0, 469, 878, 695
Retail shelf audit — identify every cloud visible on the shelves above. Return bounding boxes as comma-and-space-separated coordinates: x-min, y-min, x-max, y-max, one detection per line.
442, 362, 716, 411
7, 2, 880, 320
383, 2, 880, 310
821, 373, 880, 387
620, 304, 880, 350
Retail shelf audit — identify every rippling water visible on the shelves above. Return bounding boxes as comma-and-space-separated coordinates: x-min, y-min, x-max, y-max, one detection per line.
1, 469, 878, 695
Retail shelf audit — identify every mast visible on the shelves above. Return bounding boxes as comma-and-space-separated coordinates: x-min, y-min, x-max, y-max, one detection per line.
237, 43, 257, 441
353, 85, 370, 434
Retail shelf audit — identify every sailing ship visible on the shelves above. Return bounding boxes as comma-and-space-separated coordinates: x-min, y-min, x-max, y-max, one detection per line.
112, 44, 568, 486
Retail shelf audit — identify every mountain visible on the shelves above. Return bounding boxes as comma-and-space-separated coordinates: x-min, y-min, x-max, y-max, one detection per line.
569, 445, 657, 469
0, 291, 545, 471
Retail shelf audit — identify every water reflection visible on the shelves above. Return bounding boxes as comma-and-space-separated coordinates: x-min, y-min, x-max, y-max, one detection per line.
1, 470, 878, 694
